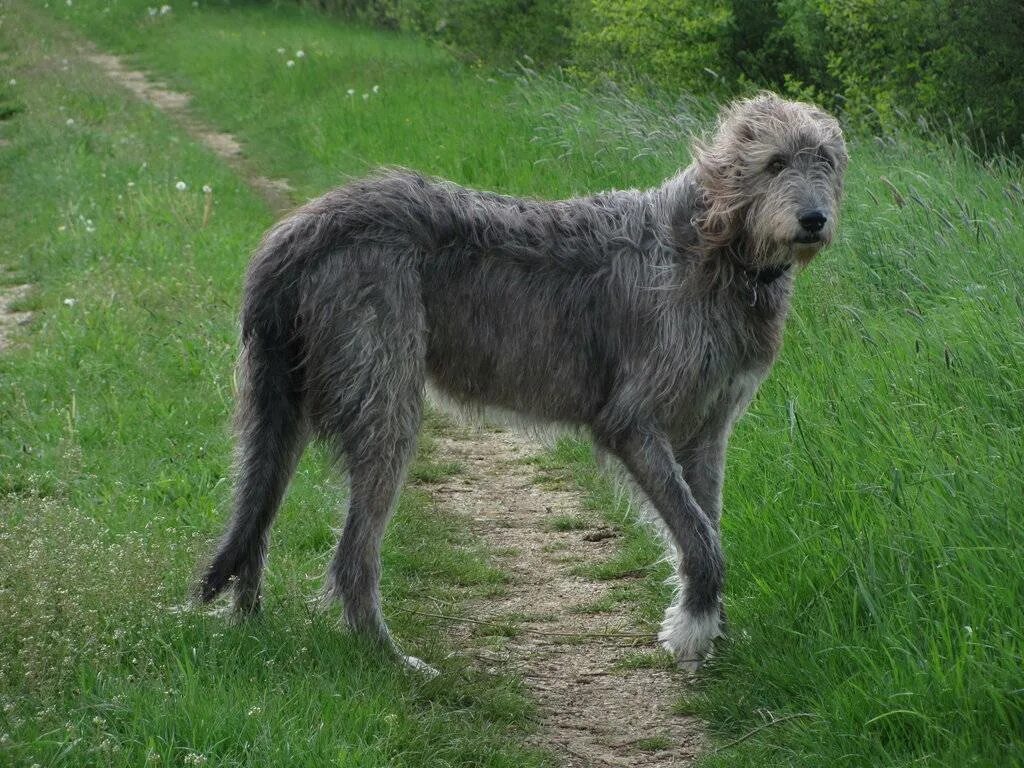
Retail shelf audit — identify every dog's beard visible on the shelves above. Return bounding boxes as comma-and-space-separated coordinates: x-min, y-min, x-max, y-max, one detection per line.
791, 239, 825, 266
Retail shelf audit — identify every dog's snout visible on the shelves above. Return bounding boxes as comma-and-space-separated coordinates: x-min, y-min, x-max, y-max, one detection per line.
798, 210, 827, 233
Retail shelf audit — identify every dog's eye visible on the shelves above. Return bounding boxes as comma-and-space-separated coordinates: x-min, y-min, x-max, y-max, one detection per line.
766, 157, 787, 175
817, 149, 835, 169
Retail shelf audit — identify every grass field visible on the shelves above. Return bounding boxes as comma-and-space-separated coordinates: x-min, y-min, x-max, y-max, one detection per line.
3, 1, 1023, 766
0, 7, 551, 767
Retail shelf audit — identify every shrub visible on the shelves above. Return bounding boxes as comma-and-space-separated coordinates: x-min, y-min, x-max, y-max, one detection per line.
741, 0, 1024, 150
300, 0, 1024, 152
571, 0, 732, 94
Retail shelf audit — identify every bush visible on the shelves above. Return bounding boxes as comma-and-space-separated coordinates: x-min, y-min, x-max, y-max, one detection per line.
302, 0, 1024, 152
571, 0, 732, 94
315, 0, 575, 66
738, 0, 1024, 150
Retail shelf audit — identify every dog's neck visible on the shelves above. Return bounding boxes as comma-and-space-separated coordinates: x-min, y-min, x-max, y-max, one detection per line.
740, 262, 791, 285
734, 258, 793, 309
657, 170, 794, 306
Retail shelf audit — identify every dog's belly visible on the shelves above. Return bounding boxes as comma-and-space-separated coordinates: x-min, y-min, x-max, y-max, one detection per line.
419, 255, 615, 424
423, 326, 604, 424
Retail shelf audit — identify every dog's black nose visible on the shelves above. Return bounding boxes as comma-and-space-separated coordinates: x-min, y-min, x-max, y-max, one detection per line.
798, 210, 827, 233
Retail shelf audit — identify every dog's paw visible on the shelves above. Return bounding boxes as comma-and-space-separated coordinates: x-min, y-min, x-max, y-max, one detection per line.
658, 602, 722, 671
400, 654, 439, 679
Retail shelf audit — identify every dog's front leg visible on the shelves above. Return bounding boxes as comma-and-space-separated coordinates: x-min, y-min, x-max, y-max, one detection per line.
598, 425, 724, 670
675, 435, 726, 530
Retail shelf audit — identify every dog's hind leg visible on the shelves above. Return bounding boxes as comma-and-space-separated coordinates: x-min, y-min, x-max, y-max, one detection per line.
311, 264, 428, 669
326, 417, 421, 655
198, 339, 308, 614
597, 424, 724, 670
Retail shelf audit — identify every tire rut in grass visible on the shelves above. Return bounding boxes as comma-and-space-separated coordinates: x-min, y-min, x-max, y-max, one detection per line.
424, 424, 705, 767
0, 281, 33, 352
84, 51, 294, 214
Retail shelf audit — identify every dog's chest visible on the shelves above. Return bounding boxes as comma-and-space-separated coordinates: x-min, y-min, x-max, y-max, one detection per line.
717, 368, 763, 426
666, 354, 767, 441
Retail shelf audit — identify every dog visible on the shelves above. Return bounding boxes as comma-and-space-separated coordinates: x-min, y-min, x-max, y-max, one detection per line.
197, 92, 847, 671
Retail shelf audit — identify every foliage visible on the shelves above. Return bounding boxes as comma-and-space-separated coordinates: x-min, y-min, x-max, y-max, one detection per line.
313, 0, 1024, 151
570, 0, 732, 94
769, 0, 1024, 149
307, 0, 575, 66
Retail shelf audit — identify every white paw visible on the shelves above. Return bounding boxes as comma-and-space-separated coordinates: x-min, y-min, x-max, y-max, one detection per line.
658, 602, 722, 671
400, 654, 439, 679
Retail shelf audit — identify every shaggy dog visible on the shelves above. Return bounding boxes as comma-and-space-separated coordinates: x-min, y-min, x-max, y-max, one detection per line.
197, 92, 847, 671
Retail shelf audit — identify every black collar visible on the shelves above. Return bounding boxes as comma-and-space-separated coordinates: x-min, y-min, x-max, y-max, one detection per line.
742, 262, 792, 285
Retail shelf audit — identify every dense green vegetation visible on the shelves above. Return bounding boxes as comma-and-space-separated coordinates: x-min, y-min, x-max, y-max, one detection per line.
3, 0, 1023, 766
326, 0, 1024, 153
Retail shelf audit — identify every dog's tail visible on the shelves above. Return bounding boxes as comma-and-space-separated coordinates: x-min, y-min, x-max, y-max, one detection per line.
196, 214, 324, 607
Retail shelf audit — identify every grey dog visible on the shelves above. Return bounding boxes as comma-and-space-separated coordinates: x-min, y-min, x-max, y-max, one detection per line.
197, 92, 847, 670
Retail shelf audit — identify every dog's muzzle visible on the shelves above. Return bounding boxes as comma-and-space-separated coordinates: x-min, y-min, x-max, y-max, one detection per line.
794, 210, 827, 244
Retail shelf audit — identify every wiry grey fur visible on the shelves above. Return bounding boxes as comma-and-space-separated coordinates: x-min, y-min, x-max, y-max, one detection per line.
197, 93, 848, 670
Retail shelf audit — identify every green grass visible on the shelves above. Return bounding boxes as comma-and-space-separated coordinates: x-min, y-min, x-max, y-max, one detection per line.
545, 514, 590, 532
5, 1, 1024, 766
408, 460, 464, 485
0, 7, 549, 768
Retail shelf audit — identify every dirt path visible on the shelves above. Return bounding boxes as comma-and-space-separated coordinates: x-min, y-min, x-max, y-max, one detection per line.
84, 46, 704, 767
428, 424, 704, 766
84, 51, 294, 215
0, 281, 33, 352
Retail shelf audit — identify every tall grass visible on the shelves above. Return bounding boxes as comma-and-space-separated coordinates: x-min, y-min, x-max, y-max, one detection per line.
9, 0, 1024, 765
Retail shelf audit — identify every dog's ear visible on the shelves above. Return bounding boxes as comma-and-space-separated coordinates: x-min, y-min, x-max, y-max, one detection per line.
663, 169, 703, 254
691, 143, 743, 254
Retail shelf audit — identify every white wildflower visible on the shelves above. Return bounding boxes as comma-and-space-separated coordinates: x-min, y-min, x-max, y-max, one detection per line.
246, 706, 262, 717
286, 60, 294, 68
372, 84, 379, 93
159, 4, 172, 13
295, 50, 305, 58
202, 184, 212, 193
66, 118, 74, 126
362, 93, 368, 100
8, 79, 15, 86
276, 47, 285, 54
148, 6, 157, 15
63, 298, 76, 307
346, 88, 354, 96
175, 180, 187, 191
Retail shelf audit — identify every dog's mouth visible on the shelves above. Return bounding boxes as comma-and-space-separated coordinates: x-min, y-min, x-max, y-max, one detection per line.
790, 233, 828, 266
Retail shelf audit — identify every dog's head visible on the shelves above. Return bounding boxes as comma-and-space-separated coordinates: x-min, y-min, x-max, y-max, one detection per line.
692, 93, 848, 268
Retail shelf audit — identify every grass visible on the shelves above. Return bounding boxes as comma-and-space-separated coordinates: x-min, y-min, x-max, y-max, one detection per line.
407, 460, 464, 485
545, 514, 590, 532
4, 0, 1024, 766
0, 7, 549, 768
